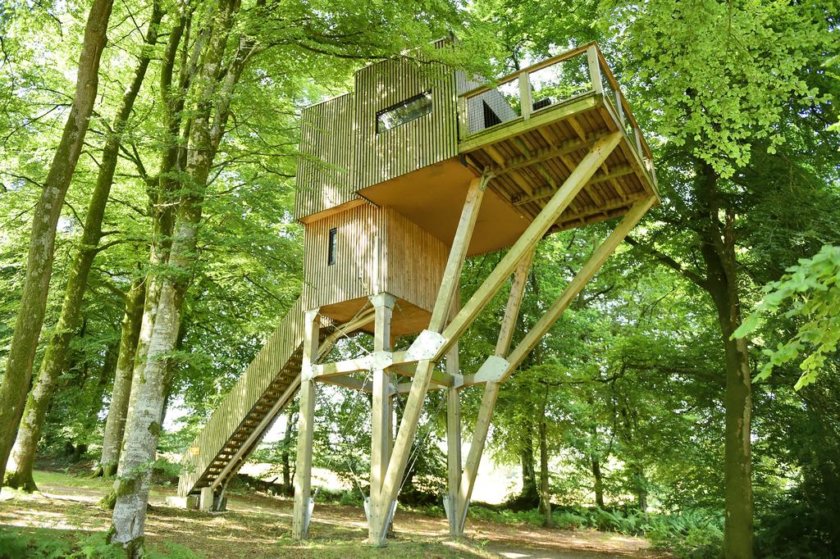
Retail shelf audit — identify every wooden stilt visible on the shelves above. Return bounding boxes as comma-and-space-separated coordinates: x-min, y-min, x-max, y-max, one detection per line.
445, 287, 462, 535
371, 175, 488, 544
503, 197, 655, 378
453, 197, 654, 534
369, 292, 396, 542
454, 249, 534, 535
293, 309, 320, 540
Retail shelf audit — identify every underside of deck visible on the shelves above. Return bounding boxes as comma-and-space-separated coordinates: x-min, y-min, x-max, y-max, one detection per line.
358, 92, 657, 257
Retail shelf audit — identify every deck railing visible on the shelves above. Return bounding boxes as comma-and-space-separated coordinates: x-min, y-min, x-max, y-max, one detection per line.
458, 43, 655, 183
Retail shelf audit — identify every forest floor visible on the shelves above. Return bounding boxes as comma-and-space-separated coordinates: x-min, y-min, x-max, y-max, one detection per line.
0, 470, 669, 558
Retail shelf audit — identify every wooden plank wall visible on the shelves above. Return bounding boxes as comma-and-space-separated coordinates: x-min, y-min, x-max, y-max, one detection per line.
294, 93, 357, 220
178, 297, 305, 496
302, 205, 447, 313
302, 203, 385, 310
382, 208, 447, 312
353, 48, 458, 191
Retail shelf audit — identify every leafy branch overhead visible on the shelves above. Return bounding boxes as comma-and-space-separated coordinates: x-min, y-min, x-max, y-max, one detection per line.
735, 244, 840, 390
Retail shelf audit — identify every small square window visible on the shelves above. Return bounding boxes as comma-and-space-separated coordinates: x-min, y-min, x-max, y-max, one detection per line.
327, 227, 337, 266
376, 91, 433, 133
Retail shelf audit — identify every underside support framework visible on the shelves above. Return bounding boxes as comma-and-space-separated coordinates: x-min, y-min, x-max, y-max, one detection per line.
291, 131, 656, 544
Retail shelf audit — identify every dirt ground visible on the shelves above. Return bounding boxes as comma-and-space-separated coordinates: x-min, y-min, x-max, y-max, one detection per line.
0, 471, 669, 558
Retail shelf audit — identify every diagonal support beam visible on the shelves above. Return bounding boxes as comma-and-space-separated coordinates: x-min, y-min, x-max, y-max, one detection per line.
453, 248, 534, 535
503, 197, 655, 380
370, 174, 489, 545
451, 196, 654, 535
432, 132, 622, 362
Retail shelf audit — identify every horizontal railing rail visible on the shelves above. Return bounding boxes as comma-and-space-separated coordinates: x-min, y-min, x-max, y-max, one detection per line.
458, 43, 655, 185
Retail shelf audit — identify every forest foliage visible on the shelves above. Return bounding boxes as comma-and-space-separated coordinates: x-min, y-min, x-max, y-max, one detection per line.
0, 0, 838, 558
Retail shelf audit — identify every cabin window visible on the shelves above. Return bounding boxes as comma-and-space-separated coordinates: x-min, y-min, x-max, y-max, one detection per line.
327, 227, 337, 266
376, 91, 432, 133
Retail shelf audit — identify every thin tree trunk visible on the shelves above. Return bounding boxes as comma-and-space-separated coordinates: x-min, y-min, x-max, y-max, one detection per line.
98, 279, 145, 478
281, 410, 295, 496
591, 454, 605, 508
4, 1, 162, 491
109, 2, 253, 553
0, 0, 114, 485
518, 419, 539, 508
538, 392, 552, 526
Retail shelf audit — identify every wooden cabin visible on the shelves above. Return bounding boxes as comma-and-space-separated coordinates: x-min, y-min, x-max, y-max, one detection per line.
296, 42, 657, 337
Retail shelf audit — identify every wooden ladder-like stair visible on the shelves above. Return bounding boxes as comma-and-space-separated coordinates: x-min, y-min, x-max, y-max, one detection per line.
177, 297, 326, 497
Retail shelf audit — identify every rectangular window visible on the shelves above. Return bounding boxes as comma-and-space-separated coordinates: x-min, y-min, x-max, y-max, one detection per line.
376, 91, 432, 133
327, 227, 337, 266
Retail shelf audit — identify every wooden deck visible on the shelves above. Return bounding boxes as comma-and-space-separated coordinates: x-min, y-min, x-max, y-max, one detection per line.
359, 43, 658, 256
457, 44, 657, 233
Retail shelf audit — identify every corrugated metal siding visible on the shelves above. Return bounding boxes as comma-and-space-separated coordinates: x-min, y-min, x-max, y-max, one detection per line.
294, 93, 357, 220
353, 55, 458, 190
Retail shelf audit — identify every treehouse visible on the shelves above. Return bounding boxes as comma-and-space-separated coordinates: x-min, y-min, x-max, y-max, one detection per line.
177, 41, 658, 546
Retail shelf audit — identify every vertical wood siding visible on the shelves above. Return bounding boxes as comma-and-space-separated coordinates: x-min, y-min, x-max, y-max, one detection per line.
302, 203, 384, 310
382, 209, 447, 312
294, 93, 357, 220
303, 205, 447, 313
353, 57, 457, 190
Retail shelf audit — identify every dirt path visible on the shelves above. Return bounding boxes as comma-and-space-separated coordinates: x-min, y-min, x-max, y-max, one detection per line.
0, 471, 668, 558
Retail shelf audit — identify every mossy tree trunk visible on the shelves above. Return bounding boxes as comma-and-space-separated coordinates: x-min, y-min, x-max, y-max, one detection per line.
4, 1, 162, 491
0, 0, 114, 485
98, 279, 146, 478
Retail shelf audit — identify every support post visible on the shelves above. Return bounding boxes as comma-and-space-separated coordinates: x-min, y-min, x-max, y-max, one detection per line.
445, 287, 462, 535
587, 45, 603, 94
293, 309, 320, 540
371, 175, 488, 545
369, 292, 396, 542
454, 248, 534, 535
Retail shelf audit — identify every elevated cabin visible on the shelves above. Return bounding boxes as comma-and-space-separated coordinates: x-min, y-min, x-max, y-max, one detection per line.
296, 42, 658, 336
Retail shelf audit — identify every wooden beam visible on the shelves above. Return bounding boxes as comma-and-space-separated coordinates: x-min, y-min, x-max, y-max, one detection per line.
445, 289, 462, 535
318, 375, 374, 393
459, 94, 599, 154
371, 176, 488, 545
503, 197, 655, 380
453, 247, 534, 535
369, 293, 396, 542
493, 133, 608, 179
512, 165, 635, 206
293, 309, 320, 540
439, 132, 623, 357
312, 356, 372, 378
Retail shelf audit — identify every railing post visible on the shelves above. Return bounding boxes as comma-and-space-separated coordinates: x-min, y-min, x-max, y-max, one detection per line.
457, 96, 468, 140
587, 45, 603, 95
519, 72, 532, 120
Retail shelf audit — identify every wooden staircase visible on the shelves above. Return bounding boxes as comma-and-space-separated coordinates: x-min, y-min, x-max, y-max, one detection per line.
178, 297, 317, 498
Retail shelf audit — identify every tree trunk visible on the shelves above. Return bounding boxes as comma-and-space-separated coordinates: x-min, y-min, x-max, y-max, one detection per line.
4, 1, 162, 491
512, 419, 539, 509
0, 0, 113, 485
538, 393, 552, 527
109, 2, 252, 553
281, 410, 295, 496
591, 454, 605, 508
98, 279, 146, 478
695, 163, 753, 559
